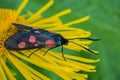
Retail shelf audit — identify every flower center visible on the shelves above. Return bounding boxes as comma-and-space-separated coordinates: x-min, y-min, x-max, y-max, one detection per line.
0, 9, 27, 56
0, 33, 13, 55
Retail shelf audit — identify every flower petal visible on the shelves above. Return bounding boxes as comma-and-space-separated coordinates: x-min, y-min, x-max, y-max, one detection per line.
17, 0, 29, 15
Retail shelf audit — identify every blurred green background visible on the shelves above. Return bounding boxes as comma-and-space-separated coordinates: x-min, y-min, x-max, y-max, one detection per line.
0, 0, 119, 80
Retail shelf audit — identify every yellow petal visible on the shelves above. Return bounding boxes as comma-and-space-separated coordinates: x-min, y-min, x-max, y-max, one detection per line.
27, 0, 54, 23
17, 0, 29, 15
0, 57, 16, 80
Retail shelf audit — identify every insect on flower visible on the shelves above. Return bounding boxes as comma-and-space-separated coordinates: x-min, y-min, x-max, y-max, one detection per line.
4, 23, 100, 60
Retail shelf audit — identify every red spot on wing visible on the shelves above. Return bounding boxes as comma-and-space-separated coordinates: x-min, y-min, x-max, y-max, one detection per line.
18, 41, 26, 48
45, 39, 56, 48
34, 43, 39, 47
29, 35, 36, 43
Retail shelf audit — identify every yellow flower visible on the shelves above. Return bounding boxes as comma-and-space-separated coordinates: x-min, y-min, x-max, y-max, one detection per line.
0, 0, 99, 80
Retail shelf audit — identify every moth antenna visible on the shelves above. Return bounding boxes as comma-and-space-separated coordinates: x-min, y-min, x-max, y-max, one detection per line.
68, 38, 100, 41
43, 47, 56, 56
61, 45, 66, 61
69, 41, 97, 55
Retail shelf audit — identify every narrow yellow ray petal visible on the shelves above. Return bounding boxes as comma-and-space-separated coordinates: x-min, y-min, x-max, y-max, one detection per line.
64, 72, 87, 80
10, 46, 97, 79
65, 42, 98, 54
65, 42, 86, 51
27, 73, 41, 80
63, 16, 90, 26
61, 60, 96, 72
51, 58, 96, 72
49, 51, 99, 63
52, 9, 71, 17
30, 9, 71, 27
6, 54, 33, 80
11, 51, 76, 80
22, 11, 43, 20
11, 51, 71, 80
65, 54, 100, 63
31, 17, 62, 27
52, 67, 86, 80
57, 30, 91, 38
20, 61, 50, 80
9, 52, 50, 80
0, 57, 16, 80
52, 71, 72, 80
35, 51, 97, 72
0, 60, 7, 80
17, 0, 29, 15
10, 50, 97, 79
61, 38, 92, 52
11, 50, 57, 66
27, 0, 54, 23
70, 40, 92, 45
34, 23, 61, 28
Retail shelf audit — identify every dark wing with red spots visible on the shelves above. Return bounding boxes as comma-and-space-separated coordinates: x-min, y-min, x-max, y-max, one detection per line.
5, 23, 61, 50
4, 30, 44, 50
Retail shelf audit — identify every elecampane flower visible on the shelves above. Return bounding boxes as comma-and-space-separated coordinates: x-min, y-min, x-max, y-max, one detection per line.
0, 0, 99, 80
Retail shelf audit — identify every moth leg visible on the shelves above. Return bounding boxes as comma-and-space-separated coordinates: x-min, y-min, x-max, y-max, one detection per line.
61, 45, 66, 61
28, 48, 41, 58
43, 46, 66, 61
43, 47, 57, 56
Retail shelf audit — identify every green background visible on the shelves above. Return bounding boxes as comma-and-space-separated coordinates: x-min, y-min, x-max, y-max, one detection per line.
0, 0, 119, 80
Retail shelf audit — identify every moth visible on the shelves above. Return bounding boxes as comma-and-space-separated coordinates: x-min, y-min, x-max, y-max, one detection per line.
4, 23, 99, 60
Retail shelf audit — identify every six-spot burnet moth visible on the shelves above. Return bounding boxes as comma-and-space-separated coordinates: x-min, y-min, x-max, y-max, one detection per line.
4, 23, 100, 61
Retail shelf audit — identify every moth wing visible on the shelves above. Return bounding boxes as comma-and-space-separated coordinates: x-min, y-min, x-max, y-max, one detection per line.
4, 31, 43, 50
